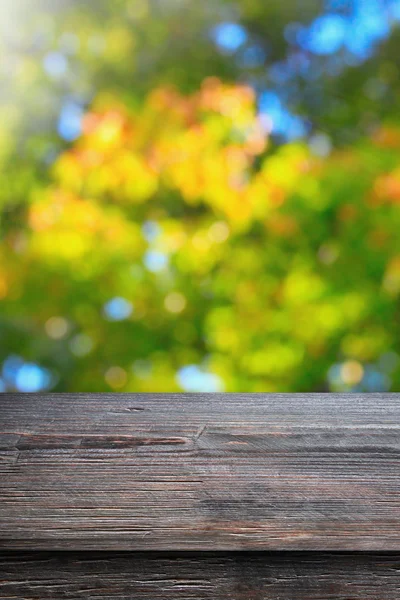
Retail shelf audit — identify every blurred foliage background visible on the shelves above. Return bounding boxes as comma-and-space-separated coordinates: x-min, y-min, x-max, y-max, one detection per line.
2, 0, 400, 393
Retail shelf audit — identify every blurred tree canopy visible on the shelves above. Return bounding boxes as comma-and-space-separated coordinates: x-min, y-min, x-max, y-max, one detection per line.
1, 0, 400, 392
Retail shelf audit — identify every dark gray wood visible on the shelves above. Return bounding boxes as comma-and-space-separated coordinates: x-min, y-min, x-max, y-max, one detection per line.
2, 551, 400, 599
1, 393, 400, 550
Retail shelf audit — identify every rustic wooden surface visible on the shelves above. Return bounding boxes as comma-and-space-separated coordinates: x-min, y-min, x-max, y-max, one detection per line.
1, 393, 400, 550
2, 551, 400, 599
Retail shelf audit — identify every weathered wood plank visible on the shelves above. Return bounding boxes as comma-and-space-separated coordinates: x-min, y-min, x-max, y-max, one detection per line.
1, 393, 400, 550
1, 551, 400, 599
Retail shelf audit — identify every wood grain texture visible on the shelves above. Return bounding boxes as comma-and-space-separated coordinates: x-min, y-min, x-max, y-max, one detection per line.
1, 393, 400, 550
2, 551, 400, 599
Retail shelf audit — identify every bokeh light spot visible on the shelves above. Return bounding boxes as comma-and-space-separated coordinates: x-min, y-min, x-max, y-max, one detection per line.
164, 291, 186, 314
177, 365, 224, 392
301, 14, 348, 55
45, 316, 69, 339
105, 366, 128, 388
208, 221, 230, 243
70, 334, 94, 357
58, 101, 83, 141
104, 297, 133, 321
212, 23, 248, 53
144, 250, 168, 272
341, 360, 364, 385
15, 363, 52, 392
43, 52, 68, 78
